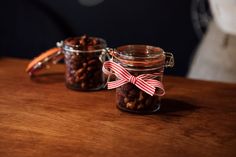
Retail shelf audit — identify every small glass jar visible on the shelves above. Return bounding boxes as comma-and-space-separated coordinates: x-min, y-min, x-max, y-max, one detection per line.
108, 45, 174, 114
61, 35, 108, 91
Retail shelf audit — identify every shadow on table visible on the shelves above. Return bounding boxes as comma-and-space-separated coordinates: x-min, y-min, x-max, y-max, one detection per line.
158, 98, 200, 115
30, 72, 65, 84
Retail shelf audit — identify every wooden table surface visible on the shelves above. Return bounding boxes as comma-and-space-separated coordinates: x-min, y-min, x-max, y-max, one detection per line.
0, 57, 236, 157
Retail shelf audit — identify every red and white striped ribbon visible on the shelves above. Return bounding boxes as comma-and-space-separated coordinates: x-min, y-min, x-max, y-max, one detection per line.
102, 61, 165, 96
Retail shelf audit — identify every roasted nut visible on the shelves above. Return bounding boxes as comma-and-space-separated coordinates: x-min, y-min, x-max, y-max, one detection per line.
138, 91, 144, 101
75, 77, 80, 83
81, 82, 86, 89
124, 97, 129, 104
79, 73, 86, 80
116, 83, 160, 112
137, 104, 144, 110
87, 45, 95, 51
88, 59, 97, 65
75, 68, 84, 77
87, 66, 94, 72
126, 101, 136, 110
83, 62, 87, 67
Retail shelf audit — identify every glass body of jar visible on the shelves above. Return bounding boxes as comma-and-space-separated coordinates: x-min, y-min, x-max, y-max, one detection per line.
110, 45, 174, 114
62, 36, 108, 91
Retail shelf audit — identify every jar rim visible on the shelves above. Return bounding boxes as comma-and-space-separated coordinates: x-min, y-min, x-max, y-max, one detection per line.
112, 45, 165, 68
62, 36, 107, 53
115, 45, 164, 59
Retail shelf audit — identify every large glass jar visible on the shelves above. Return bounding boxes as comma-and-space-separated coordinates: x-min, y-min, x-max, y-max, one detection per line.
105, 45, 174, 114
61, 35, 108, 91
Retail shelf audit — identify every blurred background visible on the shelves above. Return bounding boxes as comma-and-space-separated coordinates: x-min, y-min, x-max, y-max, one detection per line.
0, 0, 235, 82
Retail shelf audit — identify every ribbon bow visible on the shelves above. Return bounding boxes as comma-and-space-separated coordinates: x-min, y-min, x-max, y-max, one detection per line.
102, 61, 165, 96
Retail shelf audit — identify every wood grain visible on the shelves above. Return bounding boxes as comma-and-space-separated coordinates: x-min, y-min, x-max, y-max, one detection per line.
0, 57, 236, 157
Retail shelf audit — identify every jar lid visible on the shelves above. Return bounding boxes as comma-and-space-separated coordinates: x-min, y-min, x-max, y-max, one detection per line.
25, 46, 64, 76
111, 45, 166, 68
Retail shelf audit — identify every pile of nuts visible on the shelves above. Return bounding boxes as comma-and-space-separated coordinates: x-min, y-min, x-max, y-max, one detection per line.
116, 83, 160, 113
64, 35, 105, 51
64, 35, 106, 90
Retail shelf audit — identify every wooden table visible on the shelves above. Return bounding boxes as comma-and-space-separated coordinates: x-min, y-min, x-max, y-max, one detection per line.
0, 57, 236, 157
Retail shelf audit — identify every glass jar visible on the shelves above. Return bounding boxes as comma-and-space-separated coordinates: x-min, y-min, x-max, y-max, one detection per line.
106, 45, 174, 114
61, 35, 108, 91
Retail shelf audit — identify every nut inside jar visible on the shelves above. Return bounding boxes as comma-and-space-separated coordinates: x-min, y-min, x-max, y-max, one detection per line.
116, 69, 163, 113
63, 35, 107, 91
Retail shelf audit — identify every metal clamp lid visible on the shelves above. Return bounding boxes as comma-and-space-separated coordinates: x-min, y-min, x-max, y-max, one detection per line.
25, 46, 64, 76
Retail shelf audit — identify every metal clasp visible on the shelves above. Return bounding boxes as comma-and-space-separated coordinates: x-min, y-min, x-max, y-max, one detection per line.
164, 52, 174, 68
56, 41, 63, 48
99, 47, 113, 63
